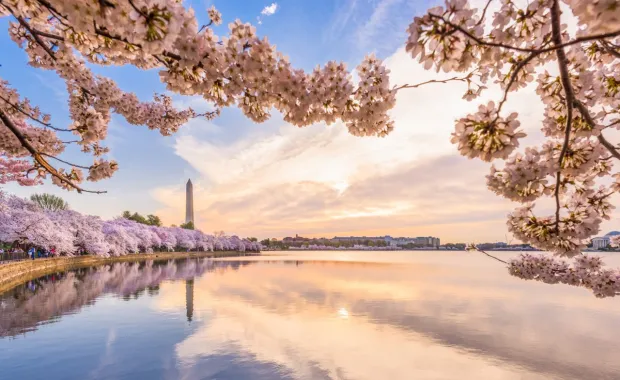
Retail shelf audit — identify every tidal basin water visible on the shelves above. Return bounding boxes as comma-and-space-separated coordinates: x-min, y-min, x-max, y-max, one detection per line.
1, 251, 620, 380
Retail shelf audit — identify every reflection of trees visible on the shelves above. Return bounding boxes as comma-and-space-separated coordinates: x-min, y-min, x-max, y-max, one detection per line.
0, 259, 254, 337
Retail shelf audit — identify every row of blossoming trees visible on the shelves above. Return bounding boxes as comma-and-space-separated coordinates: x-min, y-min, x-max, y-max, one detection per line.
0, 192, 260, 256
0, 0, 619, 296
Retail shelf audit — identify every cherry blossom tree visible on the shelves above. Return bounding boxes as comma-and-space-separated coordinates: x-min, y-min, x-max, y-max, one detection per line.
403, 0, 620, 297
0, 191, 74, 253
0, 191, 259, 256
0, 0, 394, 193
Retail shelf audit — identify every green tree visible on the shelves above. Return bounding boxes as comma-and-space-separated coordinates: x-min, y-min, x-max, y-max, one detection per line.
146, 214, 162, 227
180, 221, 195, 230
122, 210, 162, 226
30, 193, 69, 211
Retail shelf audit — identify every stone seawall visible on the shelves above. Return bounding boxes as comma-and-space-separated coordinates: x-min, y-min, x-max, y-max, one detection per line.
0, 251, 256, 294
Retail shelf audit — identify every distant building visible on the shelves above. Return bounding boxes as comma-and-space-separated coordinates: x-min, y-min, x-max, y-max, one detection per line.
592, 237, 611, 250
185, 179, 194, 224
384, 236, 440, 248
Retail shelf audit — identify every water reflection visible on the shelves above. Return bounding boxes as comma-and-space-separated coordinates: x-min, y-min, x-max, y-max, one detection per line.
166, 259, 620, 380
1, 253, 620, 380
0, 258, 250, 337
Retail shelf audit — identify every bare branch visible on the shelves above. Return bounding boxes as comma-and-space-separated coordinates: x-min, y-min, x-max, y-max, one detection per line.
40, 153, 92, 170
394, 72, 474, 90
472, 246, 509, 264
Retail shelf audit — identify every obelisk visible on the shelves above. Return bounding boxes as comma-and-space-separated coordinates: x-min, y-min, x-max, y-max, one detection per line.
185, 179, 194, 224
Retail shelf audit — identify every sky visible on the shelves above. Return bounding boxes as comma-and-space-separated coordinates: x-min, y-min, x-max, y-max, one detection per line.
1, 0, 618, 243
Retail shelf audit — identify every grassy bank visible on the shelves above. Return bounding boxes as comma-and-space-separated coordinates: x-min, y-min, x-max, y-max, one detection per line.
0, 251, 257, 294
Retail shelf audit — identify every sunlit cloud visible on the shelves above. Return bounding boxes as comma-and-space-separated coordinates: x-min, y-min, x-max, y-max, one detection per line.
152, 44, 618, 241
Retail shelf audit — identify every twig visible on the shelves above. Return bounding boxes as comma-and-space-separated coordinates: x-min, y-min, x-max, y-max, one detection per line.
0, 95, 73, 132
550, 0, 574, 233
393, 72, 473, 90
475, 0, 493, 27
40, 153, 92, 170
496, 51, 541, 114
474, 247, 509, 264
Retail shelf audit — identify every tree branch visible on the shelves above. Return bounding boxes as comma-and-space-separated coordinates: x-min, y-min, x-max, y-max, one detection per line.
496, 51, 542, 114
0, 95, 73, 132
571, 101, 620, 160
551, 0, 574, 233
602, 41, 620, 59
393, 72, 474, 90
0, 109, 105, 194
14, 14, 57, 60
428, 13, 620, 54
597, 133, 620, 160
475, 0, 493, 27
472, 246, 509, 264
40, 153, 92, 170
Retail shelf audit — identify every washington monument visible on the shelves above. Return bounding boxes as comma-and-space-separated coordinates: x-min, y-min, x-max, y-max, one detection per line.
185, 179, 194, 224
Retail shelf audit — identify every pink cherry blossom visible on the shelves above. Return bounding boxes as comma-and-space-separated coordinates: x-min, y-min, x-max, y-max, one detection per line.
0, 191, 259, 256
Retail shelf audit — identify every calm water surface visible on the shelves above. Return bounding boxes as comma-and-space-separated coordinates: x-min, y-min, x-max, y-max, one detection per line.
1, 251, 620, 380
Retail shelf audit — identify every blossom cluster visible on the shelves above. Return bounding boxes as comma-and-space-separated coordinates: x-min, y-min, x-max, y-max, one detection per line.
0, 192, 260, 257
407, 0, 620, 258
451, 101, 525, 161
0, 0, 396, 192
509, 253, 620, 298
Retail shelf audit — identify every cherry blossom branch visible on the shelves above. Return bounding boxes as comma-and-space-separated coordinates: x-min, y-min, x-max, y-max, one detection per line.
474, 0, 493, 27
13, 14, 57, 60
496, 51, 542, 114
597, 134, 620, 160
428, 13, 620, 54
0, 109, 105, 194
471, 246, 509, 264
570, 100, 620, 160
40, 153, 92, 170
393, 71, 475, 90
601, 41, 620, 59
550, 0, 574, 232
0, 95, 73, 132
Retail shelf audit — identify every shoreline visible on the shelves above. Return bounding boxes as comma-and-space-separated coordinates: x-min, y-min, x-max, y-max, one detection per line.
0, 251, 258, 294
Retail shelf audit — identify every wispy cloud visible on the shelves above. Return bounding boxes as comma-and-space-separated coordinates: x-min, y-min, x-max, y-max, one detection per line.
326, 0, 359, 39
261, 3, 279, 16
355, 0, 414, 53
